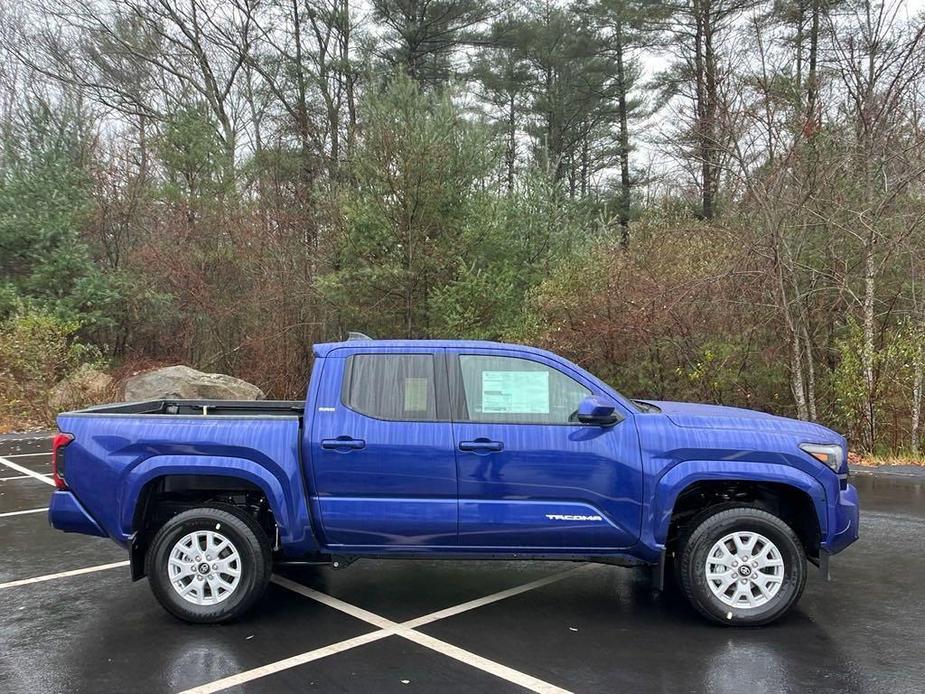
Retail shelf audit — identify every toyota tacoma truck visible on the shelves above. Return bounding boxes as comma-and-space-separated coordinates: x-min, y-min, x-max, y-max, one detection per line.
48, 337, 859, 626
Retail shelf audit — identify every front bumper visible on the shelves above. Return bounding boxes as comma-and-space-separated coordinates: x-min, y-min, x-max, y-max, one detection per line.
821, 482, 859, 555
48, 490, 107, 538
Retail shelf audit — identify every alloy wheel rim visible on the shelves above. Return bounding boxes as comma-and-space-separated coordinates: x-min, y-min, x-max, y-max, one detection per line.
168, 530, 242, 605
705, 531, 785, 609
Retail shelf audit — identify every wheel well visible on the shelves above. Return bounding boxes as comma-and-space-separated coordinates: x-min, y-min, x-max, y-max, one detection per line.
131, 475, 277, 579
667, 480, 821, 559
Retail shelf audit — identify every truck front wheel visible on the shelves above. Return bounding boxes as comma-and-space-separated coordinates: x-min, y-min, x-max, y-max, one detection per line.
678, 506, 807, 626
145, 506, 272, 624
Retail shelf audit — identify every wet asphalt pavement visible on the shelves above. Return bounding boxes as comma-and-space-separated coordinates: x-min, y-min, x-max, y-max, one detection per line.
1, 435, 923, 693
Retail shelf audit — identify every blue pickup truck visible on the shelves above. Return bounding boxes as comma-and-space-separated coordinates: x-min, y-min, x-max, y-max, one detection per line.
49, 337, 858, 626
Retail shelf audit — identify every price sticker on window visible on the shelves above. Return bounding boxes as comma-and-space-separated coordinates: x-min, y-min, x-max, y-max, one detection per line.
481, 371, 549, 414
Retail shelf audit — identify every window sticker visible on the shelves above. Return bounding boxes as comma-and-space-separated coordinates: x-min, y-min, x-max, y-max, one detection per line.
403, 377, 429, 412
481, 371, 549, 414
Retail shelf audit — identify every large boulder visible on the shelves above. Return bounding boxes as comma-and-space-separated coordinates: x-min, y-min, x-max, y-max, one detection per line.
123, 365, 265, 401
49, 366, 115, 411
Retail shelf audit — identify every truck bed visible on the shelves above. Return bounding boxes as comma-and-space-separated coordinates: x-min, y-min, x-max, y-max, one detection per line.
56, 399, 314, 554
67, 399, 305, 418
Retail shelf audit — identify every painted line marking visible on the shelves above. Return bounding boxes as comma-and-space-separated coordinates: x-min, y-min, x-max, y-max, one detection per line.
0, 473, 53, 482
0, 507, 48, 518
401, 629, 568, 693
177, 631, 393, 693
0, 456, 56, 486
272, 575, 397, 629
403, 566, 589, 629
0, 452, 52, 459
0, 561, 129, 589
182, 569, 582, 694
272, 575, 574, 693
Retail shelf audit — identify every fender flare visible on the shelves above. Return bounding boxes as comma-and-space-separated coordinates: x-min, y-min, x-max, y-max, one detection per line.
648, 460, 827, 548
119, 454, 314, 552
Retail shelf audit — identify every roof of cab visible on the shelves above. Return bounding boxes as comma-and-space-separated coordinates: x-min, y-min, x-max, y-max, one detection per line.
313, 339, 559, 360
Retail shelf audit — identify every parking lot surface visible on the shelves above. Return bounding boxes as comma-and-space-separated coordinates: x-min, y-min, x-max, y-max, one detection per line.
2, 435, 923, 693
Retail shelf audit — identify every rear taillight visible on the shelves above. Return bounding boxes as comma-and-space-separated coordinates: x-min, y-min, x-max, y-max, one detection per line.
52, 433, 74, 490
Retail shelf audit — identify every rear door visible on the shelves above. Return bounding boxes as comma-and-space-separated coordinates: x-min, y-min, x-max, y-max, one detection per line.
309, 347, 458, 548
449, 349, 642, 550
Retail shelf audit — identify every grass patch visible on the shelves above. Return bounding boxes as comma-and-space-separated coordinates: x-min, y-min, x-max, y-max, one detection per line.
849, 451, 925, 467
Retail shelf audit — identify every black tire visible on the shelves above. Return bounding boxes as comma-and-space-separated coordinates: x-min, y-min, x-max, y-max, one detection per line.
145, 506, 272, 624
678, 506, 807, 626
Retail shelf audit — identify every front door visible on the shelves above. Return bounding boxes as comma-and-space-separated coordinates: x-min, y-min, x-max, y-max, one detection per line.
310, 348, 457, 548
449, 350, 642, 549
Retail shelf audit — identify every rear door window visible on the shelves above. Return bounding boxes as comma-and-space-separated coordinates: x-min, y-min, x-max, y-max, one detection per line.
342, 354, 438, 421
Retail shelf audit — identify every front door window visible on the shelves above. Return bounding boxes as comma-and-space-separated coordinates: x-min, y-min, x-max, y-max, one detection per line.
457, 355, 590, 425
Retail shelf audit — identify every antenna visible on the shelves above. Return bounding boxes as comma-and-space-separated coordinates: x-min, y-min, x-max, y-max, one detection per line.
347, 331, 373, 341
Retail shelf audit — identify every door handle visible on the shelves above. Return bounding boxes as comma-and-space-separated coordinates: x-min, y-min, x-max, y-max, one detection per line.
321, 437, 366, 451
459, 440, 503, 452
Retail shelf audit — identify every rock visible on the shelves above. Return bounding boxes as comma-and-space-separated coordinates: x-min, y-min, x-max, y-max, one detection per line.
49, 366, 115, 411
122, 365, 265, 402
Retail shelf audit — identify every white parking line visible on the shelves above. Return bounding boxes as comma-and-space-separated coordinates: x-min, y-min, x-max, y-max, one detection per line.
0, 507, 47, 518
181, 570, 581, 694
0, 452, 52, 459
401, 629, 569, 693
178, 630, 394, 693
272, 575, 573, 692
272, 575, 397, 628
403, 567, 589, 629
0, 456, 56, 486
0, 473, 53, 482
0, 498, 581, 694
0, 561, 130, 589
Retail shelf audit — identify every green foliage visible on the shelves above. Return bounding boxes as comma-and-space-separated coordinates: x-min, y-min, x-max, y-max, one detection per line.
318, 74, 496, 336
156, 105, 232, 205
0, 0, 923, 459
0, 103, 126, 333
832, 319, 925, 450
831, 321, 866, 436
371, 0, 492, 86
428, 171, 599, 338
0, 308, 104, 427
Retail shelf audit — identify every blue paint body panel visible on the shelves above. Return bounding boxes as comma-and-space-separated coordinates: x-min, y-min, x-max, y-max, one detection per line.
48, 490, 107, 537
308, 346, 458, 547
51, 339, 859, 567
53, 414, 318, 555
458, 500, 628, 548
447, 345, 642, 549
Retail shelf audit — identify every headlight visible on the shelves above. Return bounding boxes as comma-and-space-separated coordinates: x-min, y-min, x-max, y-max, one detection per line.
800, 443, 844, 471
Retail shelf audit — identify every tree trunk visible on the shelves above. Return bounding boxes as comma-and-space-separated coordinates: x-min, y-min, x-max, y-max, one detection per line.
580, 137, 589, 198
506, 94, 516, 193
912, 342, 923, 453
794, 2, 804, 106
861, 238, 877, 450
806, 0, 820, 128
615, 17, 631, 247
693, 0, 716, 220
703, 4, 718, 220
789, 327, 809, 420
773, 226, 809, 420
802, 321, 818, 420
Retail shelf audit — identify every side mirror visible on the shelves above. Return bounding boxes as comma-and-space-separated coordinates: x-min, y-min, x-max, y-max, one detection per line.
576, 395, 620, 426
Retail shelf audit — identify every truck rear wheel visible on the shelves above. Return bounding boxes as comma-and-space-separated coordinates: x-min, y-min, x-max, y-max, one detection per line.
678, 506, 807, 626
145, 506, 272, 624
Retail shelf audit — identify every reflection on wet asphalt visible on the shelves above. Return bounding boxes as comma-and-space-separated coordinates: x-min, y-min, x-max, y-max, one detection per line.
1, 437, 923, 693
420, 473, 925, 694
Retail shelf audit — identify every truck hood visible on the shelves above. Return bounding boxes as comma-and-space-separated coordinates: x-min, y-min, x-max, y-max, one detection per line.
639, 400, 841, 442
